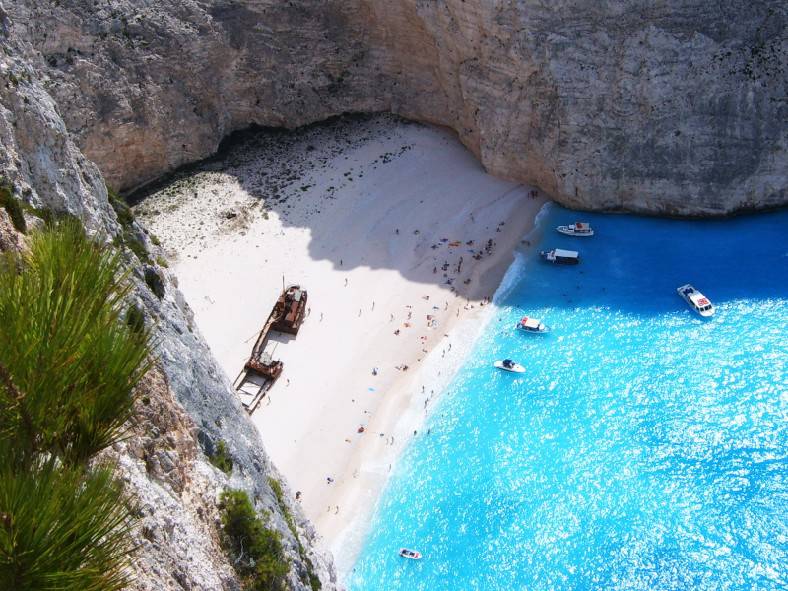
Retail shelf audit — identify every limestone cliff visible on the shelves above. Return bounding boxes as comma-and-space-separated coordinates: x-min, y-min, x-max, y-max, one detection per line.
7, 0, 787, 215
0, 8, 335, 589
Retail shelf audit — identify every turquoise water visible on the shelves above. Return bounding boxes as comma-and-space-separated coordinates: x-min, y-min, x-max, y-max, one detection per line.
348, 205, 788, 591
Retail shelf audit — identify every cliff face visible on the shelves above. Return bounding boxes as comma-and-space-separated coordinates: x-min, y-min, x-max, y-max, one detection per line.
0, 8, 335, 589
7, 0, 787, 215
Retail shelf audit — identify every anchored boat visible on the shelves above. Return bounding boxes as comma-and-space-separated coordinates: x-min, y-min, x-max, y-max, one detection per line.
556, 222, 594, 237
399, 548, 422, 560
494, 359, 525, 373
540, 248, 580, 265
677, 284, 715, 317
517, 316, 549, 334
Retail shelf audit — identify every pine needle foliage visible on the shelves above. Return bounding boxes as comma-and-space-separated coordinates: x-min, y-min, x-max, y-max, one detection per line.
0, 448, 134, 591
0, 221, 151, 589
0, 221, 151, 465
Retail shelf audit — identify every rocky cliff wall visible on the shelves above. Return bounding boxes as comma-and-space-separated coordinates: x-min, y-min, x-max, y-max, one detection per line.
7, 0, 787, 215
0, 8, 335, 589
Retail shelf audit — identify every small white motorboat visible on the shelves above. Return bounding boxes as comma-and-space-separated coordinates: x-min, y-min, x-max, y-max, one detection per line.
556, 222, 594, 237
399, 548, 422, 560
494, 359, 525, 373
540, 248, 580, 265
677, 284, 715, 317
517, 316, 549, 334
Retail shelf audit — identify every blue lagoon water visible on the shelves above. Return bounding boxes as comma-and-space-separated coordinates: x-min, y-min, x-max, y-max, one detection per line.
348, 205, 788, 591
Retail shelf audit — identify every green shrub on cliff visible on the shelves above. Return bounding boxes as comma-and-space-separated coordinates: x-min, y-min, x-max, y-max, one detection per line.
209, 439, 234, 475
108, 185, 153, 265
268, 477, 321, 590
219, 489, 289, 591
0, 179, 26, 233
0, 221, 150, 589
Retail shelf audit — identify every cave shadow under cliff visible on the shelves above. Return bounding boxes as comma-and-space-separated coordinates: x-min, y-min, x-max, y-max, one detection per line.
130, 113, 788, 316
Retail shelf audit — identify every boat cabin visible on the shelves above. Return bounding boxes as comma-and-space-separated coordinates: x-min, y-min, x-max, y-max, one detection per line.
686, 289, 712, 312
272, 284, 308, 335
518, 316, 546, 332
540, 248, 580, 264
677, 284, 714, 317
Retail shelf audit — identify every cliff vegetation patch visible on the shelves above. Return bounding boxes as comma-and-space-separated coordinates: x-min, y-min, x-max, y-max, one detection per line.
219, 488, 290, 591
0, 221, 151, 590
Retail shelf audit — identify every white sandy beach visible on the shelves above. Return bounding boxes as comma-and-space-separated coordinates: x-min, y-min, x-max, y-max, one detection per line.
135, 115, 546, 574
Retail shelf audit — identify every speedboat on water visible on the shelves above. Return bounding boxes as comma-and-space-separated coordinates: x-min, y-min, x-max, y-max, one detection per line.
494, 359, 525, 373
540, 248, 580, 265
556, 222, 594, 237
677, 284, 715, 317
399, 548, 422, 560
517, 316, 549, 334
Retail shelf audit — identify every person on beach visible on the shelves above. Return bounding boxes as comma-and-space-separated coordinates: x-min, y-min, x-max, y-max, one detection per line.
344, 278, 348, 287
320, 312, 324, 321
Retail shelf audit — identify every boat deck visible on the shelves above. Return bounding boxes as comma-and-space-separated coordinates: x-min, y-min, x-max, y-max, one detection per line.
234, 285, 308, 413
